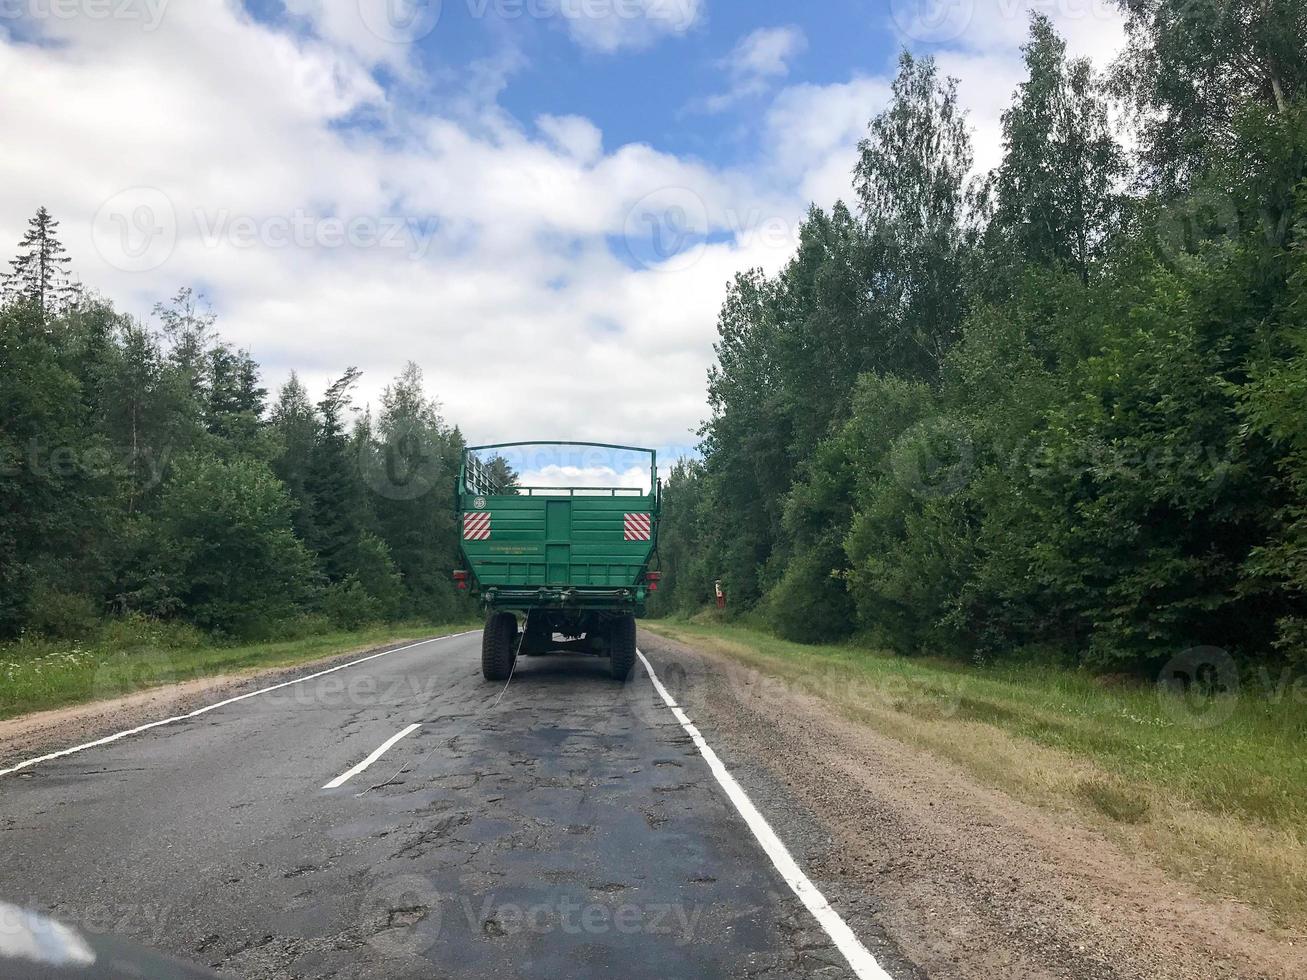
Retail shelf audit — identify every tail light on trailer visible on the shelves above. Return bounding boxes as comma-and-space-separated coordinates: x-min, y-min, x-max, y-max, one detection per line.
453, 570, 469, 591
646, 572, 662, 592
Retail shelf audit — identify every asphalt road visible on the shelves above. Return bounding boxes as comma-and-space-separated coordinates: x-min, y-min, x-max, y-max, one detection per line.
0, 630, 909, 979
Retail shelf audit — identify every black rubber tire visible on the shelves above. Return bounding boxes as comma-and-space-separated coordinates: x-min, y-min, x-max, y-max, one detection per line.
481, 612, 517, 682
609, 614, 637, 682
523, 617, 553, 656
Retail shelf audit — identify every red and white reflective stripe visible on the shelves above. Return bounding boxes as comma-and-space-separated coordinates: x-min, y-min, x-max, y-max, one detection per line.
624, 513, 653, 541
464, 512, 492, 541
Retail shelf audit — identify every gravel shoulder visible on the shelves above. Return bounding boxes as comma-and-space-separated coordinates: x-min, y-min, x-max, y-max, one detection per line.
638, 629, 1306, 980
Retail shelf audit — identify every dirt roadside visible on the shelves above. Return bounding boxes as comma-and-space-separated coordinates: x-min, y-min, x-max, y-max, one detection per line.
0, 636, 445, 772
638, 630, 1306, 980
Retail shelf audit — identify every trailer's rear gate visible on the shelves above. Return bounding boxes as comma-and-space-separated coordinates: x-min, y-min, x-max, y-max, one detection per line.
460, 489, 656, 588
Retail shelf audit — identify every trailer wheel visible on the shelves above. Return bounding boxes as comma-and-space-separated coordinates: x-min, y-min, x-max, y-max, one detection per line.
523, 617, 553, 656
482, 612, 517, 682
609, 614, 637, 682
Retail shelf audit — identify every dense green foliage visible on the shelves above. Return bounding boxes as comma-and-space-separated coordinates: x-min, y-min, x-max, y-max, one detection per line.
0, 264, 472, 640
653, 7, 1307, 673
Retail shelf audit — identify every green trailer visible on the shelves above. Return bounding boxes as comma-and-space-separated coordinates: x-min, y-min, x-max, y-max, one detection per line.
455, 442, 661, 682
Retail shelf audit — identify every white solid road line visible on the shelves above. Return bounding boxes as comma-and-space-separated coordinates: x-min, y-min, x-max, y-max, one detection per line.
0, 631, 478, 780
322, 723, 421, 789
636, 649, 894, 980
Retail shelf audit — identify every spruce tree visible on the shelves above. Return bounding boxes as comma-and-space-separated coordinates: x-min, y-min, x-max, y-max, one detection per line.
3, 207, 78, 315
307, 367, 365, 582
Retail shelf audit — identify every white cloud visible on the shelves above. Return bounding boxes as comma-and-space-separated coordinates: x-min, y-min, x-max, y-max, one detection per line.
536, 114, 604, 164
696, 24, 807, 113
515, 464, 650, 490
561, 0, 702, 53
764, 75, 890, 209
0, 1, 807, 455
914, 2, 1128, 179
778, 0, 1131, 196
729, 25, 806, 82
0, 0, 1130, 459
282, 0, 433, 70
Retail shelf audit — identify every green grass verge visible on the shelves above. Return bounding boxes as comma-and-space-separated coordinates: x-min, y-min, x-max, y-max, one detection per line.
646, 617, 1307, 831
644, 617, 1307, 924
0, 618, 478, 722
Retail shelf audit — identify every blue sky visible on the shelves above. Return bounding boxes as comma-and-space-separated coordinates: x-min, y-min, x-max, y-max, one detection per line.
0, 0, 1126, 483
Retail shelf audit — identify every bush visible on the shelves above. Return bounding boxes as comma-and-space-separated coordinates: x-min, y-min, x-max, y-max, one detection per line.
25, 588, 100, 640
765, 542, 855, 644
323, 576, 382, 630
263, 613, 334, 640
352, 532, 405, 621
98, 613, 206, 652
155, 454, 319, 635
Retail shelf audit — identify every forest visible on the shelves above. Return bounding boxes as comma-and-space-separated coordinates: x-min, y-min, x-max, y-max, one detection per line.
3, 1, 1306, 680
1, 228, 472, 642
651, 2, 1307, 674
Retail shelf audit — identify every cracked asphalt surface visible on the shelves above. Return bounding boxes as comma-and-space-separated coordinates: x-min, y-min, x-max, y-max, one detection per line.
0, 630, 914, 979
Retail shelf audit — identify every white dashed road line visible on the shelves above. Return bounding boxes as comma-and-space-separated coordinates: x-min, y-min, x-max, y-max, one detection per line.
322, 723, 422, 789
636, 649, 894, 980
0, 631, 477, 780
